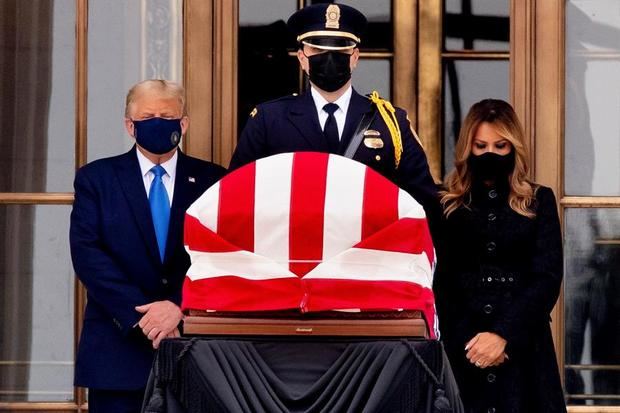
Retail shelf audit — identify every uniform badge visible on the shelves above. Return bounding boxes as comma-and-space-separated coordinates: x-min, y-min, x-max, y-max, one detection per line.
363, 130, 384, 149
325, 4, 340, 29
250, 107, 258, 118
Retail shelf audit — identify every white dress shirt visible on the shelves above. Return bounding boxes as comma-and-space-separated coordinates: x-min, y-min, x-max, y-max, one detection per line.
310, 85, 353, 140
136, 148, 177, 206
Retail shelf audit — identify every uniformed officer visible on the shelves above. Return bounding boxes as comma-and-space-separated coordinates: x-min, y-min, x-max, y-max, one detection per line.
230, 3, 439, 221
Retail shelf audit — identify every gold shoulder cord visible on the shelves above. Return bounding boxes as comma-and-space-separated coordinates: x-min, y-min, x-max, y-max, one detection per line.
369, 91, 403, 168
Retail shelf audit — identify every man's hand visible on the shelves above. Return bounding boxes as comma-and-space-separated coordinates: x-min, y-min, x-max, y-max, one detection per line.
152, 327, 181, 349
136, 300, 183, 348
465, 332, 508, 369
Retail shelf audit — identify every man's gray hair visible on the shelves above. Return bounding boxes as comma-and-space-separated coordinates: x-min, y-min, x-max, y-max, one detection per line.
125, 79, 186, 117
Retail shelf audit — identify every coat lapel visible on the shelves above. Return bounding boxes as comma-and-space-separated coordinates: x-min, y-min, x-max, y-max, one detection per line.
114, 147, 161, 266
287, 91, 329, 151
165, 151, 192, 263
339, 89, 373, 154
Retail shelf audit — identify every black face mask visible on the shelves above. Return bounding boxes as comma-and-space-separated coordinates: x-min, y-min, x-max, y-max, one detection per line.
307, 51, 352, 92
468, 151, 516, 182
133, 117, 182, 155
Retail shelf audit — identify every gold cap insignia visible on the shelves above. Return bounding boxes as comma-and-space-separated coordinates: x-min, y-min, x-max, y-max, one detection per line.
325, 5, 340, 29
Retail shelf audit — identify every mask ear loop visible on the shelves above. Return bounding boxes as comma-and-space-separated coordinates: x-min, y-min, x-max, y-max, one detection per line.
300, 50, 311, 77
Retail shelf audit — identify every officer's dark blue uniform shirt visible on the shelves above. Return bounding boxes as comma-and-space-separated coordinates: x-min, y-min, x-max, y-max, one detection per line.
230, 87, 440, 223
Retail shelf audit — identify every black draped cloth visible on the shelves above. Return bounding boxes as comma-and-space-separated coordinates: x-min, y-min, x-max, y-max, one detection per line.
143, 337, 463, 413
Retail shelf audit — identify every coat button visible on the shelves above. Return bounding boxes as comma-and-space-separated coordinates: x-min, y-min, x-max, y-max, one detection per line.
487, 212, 497, 221
487, 373, 496, 383
486, 241, 496, 252
483, 304, 493, 314
488, 408, 496, 413
488, 190, 498, 199
161, 278, 169, 285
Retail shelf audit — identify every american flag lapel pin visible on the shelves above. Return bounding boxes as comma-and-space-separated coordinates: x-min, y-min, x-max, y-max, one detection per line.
188, 176, 196, 183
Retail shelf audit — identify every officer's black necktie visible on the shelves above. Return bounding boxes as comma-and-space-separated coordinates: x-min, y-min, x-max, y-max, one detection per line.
323, 103, 340, 153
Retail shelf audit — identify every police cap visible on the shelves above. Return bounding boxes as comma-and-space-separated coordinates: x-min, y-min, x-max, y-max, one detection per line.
287, 3, 367, 51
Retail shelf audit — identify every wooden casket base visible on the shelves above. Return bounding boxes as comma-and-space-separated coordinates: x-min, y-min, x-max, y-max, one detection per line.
184, 310, 428, 338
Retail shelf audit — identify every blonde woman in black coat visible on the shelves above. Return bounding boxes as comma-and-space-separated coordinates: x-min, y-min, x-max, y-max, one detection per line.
434, 99, 566, 413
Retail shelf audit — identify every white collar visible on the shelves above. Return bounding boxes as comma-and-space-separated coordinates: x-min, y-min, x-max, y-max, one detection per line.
310, 85, 353, 114
136, 147, 178, 180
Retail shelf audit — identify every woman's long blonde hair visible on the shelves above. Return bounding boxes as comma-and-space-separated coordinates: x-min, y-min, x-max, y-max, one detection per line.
441, 99, 536, 218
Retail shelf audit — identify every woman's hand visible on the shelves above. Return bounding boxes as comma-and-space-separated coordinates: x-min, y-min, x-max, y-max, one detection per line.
489, 351, 509, 367
465, 332, 508, 369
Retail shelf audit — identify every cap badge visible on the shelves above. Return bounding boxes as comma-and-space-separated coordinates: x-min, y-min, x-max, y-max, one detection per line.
325, 4, 340, 29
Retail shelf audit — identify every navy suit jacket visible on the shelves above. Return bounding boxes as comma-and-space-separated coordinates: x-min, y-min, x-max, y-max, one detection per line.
230, 89, 439, 220
70, 147, 225, 390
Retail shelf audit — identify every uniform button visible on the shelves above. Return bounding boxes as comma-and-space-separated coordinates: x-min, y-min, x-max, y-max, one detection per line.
161, 278, 169, 285
488, 408, 496, 413
488, 190, 498, 199
375, 155, 381, 161
487, 373, 496, 383
486, 241, 496, 252
501, 277, 506, 282
487, 212, 497, 221
483, 304, 493, 314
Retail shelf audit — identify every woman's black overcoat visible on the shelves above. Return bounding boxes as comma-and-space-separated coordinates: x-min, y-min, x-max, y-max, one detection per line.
434, 183, 567, 413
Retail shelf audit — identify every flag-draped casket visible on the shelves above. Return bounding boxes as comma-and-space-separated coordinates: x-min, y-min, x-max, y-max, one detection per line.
182, 152, 438, 338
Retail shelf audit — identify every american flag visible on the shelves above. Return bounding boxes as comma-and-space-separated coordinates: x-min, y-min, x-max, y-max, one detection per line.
182, 152, 438, 338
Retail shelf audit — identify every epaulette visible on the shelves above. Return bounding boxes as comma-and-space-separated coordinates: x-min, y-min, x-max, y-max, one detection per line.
263, 93, 299, 105
249, 93, 299, 119
368, 91, 403, 168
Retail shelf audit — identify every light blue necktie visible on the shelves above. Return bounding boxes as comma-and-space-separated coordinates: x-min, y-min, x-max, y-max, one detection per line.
149, 165, 170, 261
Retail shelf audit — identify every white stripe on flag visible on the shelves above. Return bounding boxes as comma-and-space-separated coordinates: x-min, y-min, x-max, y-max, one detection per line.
186, 249, 298, 281
186, 181, 220, 232
398, 188, 426, 219
254, 153, 293, 263
322, 155, 365, 261
304, 247, 433, 289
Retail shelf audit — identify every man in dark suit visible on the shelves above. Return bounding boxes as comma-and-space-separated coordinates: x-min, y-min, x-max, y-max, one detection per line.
70, 79, 225, 413
230, 3, 438, 218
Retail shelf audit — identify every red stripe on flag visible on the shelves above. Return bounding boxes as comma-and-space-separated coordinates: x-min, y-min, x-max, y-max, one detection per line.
218, 162, 255, 252
354, 218, 435, 264
289, 153, 329, 276
182, 276, 304, 311
303, 278, 437, 338
184, 214, 240, 252
361, 168, 399, 239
